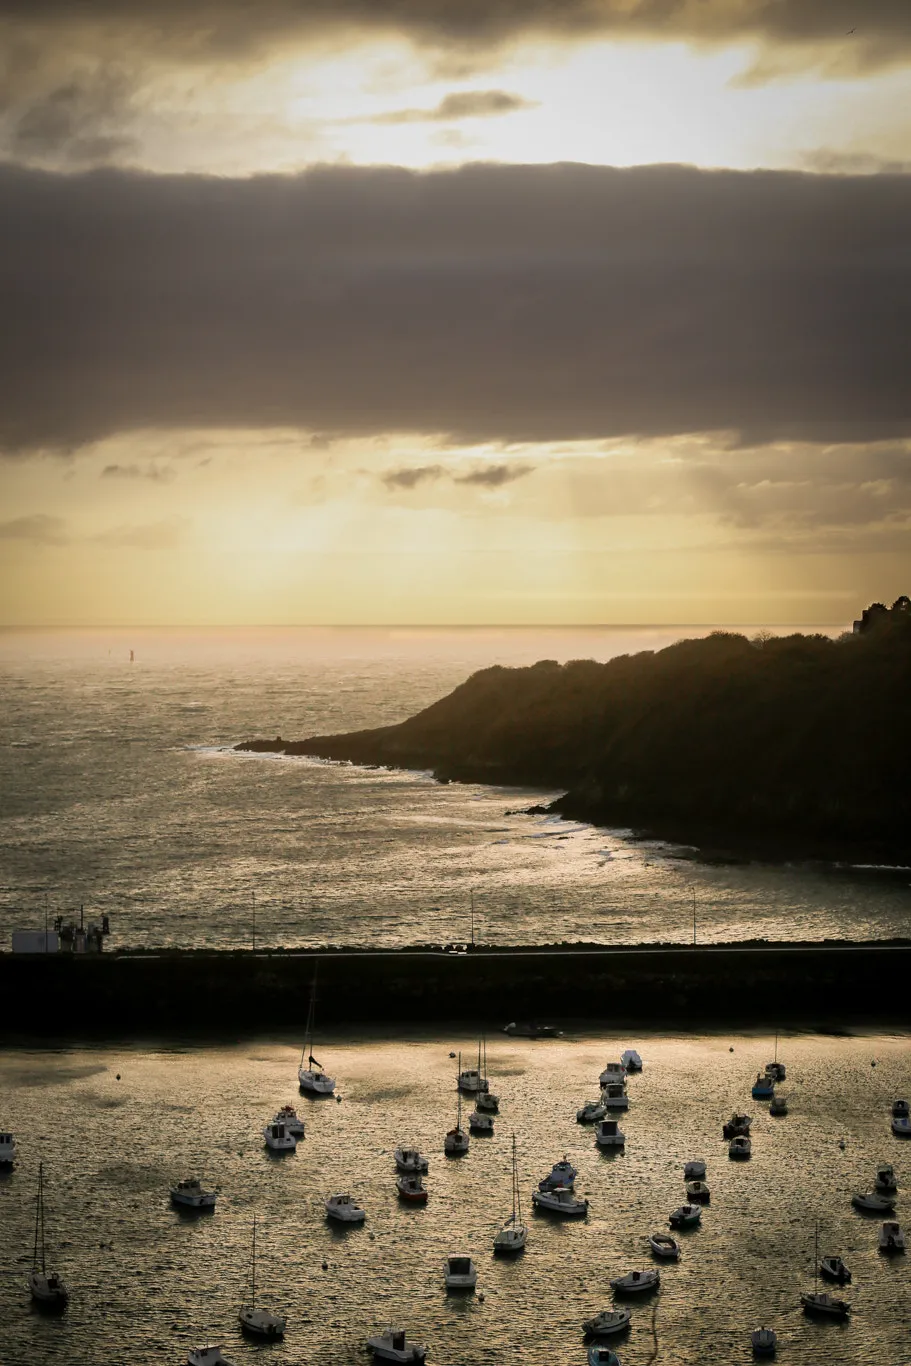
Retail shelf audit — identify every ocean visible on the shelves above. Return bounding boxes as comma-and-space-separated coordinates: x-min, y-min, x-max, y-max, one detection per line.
1, 626, 909, 951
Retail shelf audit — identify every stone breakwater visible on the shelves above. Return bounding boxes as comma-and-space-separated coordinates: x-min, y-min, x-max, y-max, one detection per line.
1, 942, 908, 1038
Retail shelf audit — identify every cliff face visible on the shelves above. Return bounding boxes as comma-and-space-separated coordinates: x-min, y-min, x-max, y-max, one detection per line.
238, 616, 911, 858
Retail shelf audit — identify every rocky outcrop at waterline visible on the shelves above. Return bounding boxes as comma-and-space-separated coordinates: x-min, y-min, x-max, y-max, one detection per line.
237, 605, 911, 861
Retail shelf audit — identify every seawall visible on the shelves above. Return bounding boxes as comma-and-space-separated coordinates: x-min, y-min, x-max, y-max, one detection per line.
1, 943, 908, 1038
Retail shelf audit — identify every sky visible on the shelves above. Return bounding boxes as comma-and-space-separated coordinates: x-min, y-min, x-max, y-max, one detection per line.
1, 0, 909, 626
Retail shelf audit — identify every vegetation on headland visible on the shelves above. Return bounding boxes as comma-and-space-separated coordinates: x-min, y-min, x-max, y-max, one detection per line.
238, 599, 911, 860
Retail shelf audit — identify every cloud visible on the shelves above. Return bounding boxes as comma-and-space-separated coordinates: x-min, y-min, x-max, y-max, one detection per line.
6, 70, 139, 166
0, 513, 68, 544
100, 462, 176, 482
800, 149, 911, 176
1, 162, 909, 451
90, 517, 187, 548
383, 464, 445, 488
381, 460, 531, 491
454, 463, 531, 486
368, 90, 535, 124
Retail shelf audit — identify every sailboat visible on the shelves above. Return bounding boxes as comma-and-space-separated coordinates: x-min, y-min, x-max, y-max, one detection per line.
801, 1221, 850, 1318
493, 1134, 527, 1254
28, 1162, 68, 1306
444, 1053, 470, 1155
476, 1035, 499, 1113
238, 1216, 286, 1338
298, 968, 336, 1095
765, 1031, 786, 1082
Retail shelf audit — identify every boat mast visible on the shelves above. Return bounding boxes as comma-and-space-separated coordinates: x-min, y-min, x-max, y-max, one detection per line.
512, 1133, 521, 1224
302, 966, 318, 1068
456, 1052, 462, 1130
33, 1162, 44, 1273
251, 1216, 256, 1309
814, 1220, 819, 1291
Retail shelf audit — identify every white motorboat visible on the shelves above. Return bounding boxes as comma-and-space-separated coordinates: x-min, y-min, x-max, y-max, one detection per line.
533, 1186, 588, 1216
366, 1329, 428, 1363
493, 1134, 527, 1255
599, 1063, 626, 1088
852, 1190, 895, 1212
539, 1159, 577, 1189
729, 1135, 752, 1160
171, 1178, 217, 1210
188, 1348, 235, 1365
751, 1327, 777, 1355
238, 1217, 286, 1339
444, 1254, 477, 1291
28, 1164, 69, 1307
723, 1112, 751, 1138
620, 1049, 643, 1071
444, 1053, 470, 1155
458, 1064, 487, 1094
298, 970, 336, 1095
648, 1232, 680, 1260
588, 1347, 621, 1366
469, 1109, 494, 1135
394, 1147, 429, 1174
892, 1098, 910, 1118
685, 1179, 710, 1202
669, 1204, 701, 1229
892, 1115, 911, 1137
683, 1159, 706, 1180
325, 1193, 366, 1223
0, 1131, 16, 1165
263, 1120, 296, 1152
577, 1101, 607, 1124
802, 1221, 850, 1319
875, 1163, 897, 1191
272, 1105, 305, 1138
879, 1221, 905, 1254
595, 1119, 625, 1148
582, 1308, 632, 1338
610, 1268, 660, 1295
769, 1095, 788, 1117
751, 1072, 775, 1100
600, 1084, 629, 1111
820, 1255, 851, 1283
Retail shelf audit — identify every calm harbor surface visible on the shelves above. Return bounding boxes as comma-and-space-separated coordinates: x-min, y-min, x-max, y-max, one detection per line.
1, 1030, 910, 1365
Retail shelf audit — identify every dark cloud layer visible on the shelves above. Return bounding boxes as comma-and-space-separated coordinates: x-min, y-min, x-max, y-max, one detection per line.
1, 161, 909, 450
1, 1, 909, 66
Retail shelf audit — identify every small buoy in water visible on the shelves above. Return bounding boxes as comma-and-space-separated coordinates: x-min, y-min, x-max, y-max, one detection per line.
336, 1094, 342, 1103
871, 1060, 877, 1067
838, 1139, 846, 1149
116, 1074, 121, 1081
322, 1260, 328, 1270
449, 1052, 456, 1059
729, 1047, 734, 1053
478, 1292, 485, 1303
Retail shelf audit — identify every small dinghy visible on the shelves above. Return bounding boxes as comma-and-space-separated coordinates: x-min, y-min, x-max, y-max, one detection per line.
394, 1148, 429, 1174
820, 1255, 851, 1284
582, 1308, 632, 1338
444, 1254, 477, 1291
801, 1292, 850, 1319
892, 1098, 910, 1118
683, 1159, 705, 1180
874, 1163, 897, 1192
852, 1190, 895, 1212
648, 1232, 680, 1260
263, 1120, 296, 1153
891, 1116, 911, 1137
396, 1174, 428, 1204
272, 1105, 305, 1138
620, 1049, 643, 1072
723, 1113, 752, 1138
366, 1329, 428, 1363
532, 1187, 589, 1217
578, 1101, 607, 1124
171, 1178, 217, 1210
685, 1179, 710, 1202
188, 1348, 235, 1365
469, 1109, 494, 1135
729, 1136, 752, 1160
751, 1073, 775, 1100
539, 1159, 577, 1190
610, 1268, 660, 1295
669, 1204, 701, 1229
879, 1221, 906, 1254
601, 1084, 629, 1111
595, 1119, 626, 1148
0, 1131, 16, 1166
587, 1347, 621, 1366
751, 1327, 777, 1355
325, 1193, 366, 1223
769, 1095, 788, 1116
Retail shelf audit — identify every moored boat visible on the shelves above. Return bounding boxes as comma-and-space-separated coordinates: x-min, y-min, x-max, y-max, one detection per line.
769, 1095, 788, 1116
729, 1135, 752, 1160
751, 1073, 775, 1100
620, 1049, 643, 1071
171, 1178, 217, 1210
648, 1232, 680, 1260
751, 1327, 777, 1355
685, 1179, 710, 1202
532, 1186, 588, 1217
469, 1109, 494, 1135
587, 1347, 621, 1366
582, 1308, 632, 1338
298, 972, 336, 1095
683, 1159, 705, 1180
802, 1221, 850, 1319
238, 1216, 286, 1340
444, 1053, 470, 1155
892, 1098, 910, 1118
879, 1221, 905, 1254
669, 1204, 701, 1229
723, 1113, 752, 1138
366, 1329, 428, 1363
601, 1083, 629, 1111
610, 1268, 660, 1295
493, 1135, 527, 1255
577, 1101, 607, 1124
394, 1148, 429, 1174
599, 1062, 626, 1088
874, 1163, 897, 1192
272, 1105, 305, 1138
444, 1254, 477, 1290
595, 1119, 625, 1148
28, 1163, 69, 1307
396, 1174, 428, 1204
538, 1159, 577, 1190
188, 1348, 235, 1365
852, 1190, 895, 1212
325, 1193, 366, 1223
820, 1255, 851, 1283
892, 1115, 911, 1137
263, 1120, 296, 1152
0, 1131, 16, 1166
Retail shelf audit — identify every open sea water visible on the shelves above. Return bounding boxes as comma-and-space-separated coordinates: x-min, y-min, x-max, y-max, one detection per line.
1, 625, 910, 951
1, 1029, 910, 1366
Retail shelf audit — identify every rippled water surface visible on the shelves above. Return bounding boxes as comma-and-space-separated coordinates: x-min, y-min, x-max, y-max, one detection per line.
1, 626, 909, 949
1, 1031, 910, 1366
